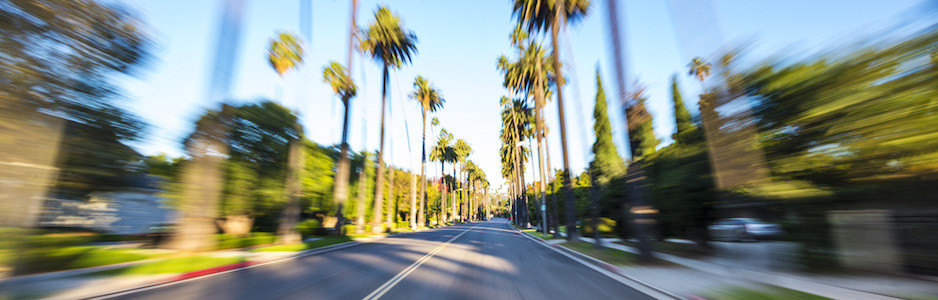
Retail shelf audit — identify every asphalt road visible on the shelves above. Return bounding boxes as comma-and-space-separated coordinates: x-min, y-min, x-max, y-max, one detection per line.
103, 219, 654, 300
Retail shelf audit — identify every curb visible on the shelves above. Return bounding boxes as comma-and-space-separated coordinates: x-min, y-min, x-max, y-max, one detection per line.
507, 224, 679, 300
164, 261, 255, 283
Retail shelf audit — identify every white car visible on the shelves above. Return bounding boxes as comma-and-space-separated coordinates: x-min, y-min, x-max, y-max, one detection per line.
708, 218, 784, 241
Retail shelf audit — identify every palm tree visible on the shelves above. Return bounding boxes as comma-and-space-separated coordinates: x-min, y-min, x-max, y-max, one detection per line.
498, 37, 553, 235
512, 0, 590, 241
453, 139, 472, 221
689, 57, 711, 91
360, 6, 418, 233
430, 128, 453, 222
268, 32, 305, 244
499, 97, 532, 225
409, 76, 444, 229
268, 32, 304, 76
323, 62, 357, 234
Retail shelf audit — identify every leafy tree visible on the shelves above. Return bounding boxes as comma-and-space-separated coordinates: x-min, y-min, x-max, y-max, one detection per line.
0, 0, 151, 206
302, 141, 337, 214
360, 5, 417, 232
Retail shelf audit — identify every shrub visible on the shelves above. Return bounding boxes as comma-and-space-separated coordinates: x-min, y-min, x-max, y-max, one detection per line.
581, 217, 617, 237
216, 233, 276, 250
296, 219, 325, 237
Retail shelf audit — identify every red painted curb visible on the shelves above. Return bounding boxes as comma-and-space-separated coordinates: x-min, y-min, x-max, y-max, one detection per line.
163, 261, 256, 283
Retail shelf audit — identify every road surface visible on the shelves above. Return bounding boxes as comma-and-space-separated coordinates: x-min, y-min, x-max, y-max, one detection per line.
102, 219, 654, 300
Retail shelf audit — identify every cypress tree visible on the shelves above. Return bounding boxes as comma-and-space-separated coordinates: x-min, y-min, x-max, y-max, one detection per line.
671, 74, 695, 135
589, 69, 626, 185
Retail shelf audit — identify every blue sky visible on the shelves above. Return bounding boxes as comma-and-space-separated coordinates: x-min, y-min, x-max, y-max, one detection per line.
118, 0, 923, 190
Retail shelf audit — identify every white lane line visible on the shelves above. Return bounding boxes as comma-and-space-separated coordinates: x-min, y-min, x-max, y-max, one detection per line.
508, 223, 679, 300
362, 224, 480, 300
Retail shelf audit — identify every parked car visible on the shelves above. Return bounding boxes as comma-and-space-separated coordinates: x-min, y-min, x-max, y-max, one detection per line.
145, 223, 176, 247
708, 218, 784, 241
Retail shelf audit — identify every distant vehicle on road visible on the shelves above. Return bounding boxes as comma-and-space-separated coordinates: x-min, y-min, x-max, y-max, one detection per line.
708, 218, 784, 241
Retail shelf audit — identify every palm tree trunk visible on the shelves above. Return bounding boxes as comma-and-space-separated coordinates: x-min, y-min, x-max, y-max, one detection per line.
277, 139, 304, 244
385, 166, 395, 231
334, 0, 356, 236
441, 163, 447, 223
418, 111, 427, 228
550, 6, 578, 241
333, 98, 352, 234
410, 173, 416, 229
371, 65, 389, 234
452, 163, 457, 222
606, 0, 654, 260
545, 136, 559, 235
534, 60, 551, 236
356, 155, 367, 234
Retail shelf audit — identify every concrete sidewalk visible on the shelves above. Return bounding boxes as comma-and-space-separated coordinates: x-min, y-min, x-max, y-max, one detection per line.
572, 237, 938, 300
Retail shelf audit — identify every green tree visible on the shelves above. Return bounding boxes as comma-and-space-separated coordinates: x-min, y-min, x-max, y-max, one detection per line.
587, 70, 626, 247
670, 74, 695, 137
0, 0, 151, 209
512, 0, 590, 241
499, 98, 532, 225
360, 5, 418, 233
589, 70, 626, 185
430, 129, 454, 222
410, 76, 445, 229
453, 139, 473, 221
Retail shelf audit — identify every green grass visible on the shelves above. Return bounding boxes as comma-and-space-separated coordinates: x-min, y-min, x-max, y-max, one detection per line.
703, 286, 830, 300
522, 229, 559, 240
12, 246, 153, 275
216, 233, 276, 250
616, 240, 712, 258
251, 236, 352, 252
92, 255, 244, 276
561, 241, 639, 266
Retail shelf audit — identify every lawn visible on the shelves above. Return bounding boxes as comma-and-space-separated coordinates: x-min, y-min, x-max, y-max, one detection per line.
522, 229, 559, 240
92, 255, 245, 276
703, 286, 830, 300
251, 236, 352, 252
216, 233, 276, 250
12, 246, 154, 275
616, 240, 712, 258
561, 241, 639, 266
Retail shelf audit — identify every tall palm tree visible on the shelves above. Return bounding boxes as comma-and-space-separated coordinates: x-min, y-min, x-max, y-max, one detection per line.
498, 37, 553, 234
410, 76, 444, 229
445, 144, 458, 222
499, 97, 532, 225
430, 128, 453, 222
453, 139, 472, 221
360, 6, 418, 233
268, 32, 305, 244
512, 0, 589, 241
332, 0, 357, 235
689, 57, 711, 91
323, 62, 357, 234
